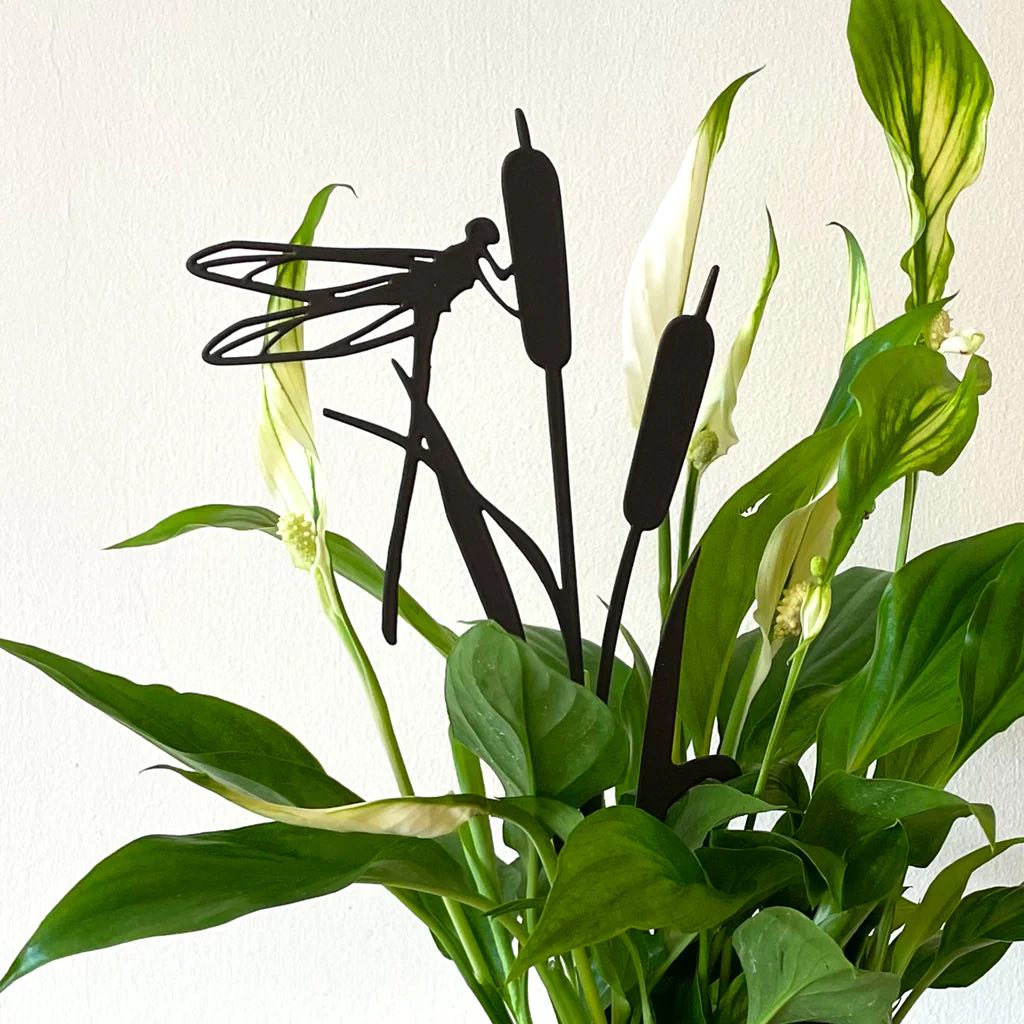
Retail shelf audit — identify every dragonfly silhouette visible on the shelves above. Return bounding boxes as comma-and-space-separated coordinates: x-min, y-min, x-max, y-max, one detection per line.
187, 217, 518, 643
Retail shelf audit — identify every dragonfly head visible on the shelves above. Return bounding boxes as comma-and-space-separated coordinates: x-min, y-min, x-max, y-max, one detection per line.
465, 217, 500, 249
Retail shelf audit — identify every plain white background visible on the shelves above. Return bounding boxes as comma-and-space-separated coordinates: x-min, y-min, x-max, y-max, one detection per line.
2, 1, 1022, 1020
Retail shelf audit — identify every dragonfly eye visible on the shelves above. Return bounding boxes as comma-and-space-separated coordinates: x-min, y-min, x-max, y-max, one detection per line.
466, 217, 500, 247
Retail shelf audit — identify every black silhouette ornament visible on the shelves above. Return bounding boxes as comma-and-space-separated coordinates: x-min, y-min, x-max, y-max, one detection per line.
188, 111, 731, 821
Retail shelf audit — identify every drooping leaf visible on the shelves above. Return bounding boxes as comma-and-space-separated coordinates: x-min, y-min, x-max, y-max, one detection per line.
733, 907, 898, 1024
680, 424, 852, 756
798, 771, 989, 868
721, 567, 890, 769
623, 70, 758, 425
445, 622, 627, 805
666, 782, 779, 849
110, 504, 456, 655
511, 807, 744, 976
817, 525, 1024, 776
832, 222, 875, 351
165, 767, 580, 846
689, 209, 780, 471
892, 838, 1024, 977
829, 346, 990, 570
848, 0, 994, 307
0, 639, 356, 808
0, 823, 474, 993
951, 539, 1024, 772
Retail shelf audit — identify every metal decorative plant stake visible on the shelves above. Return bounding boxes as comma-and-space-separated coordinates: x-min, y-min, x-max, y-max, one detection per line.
187, 111, 741, 820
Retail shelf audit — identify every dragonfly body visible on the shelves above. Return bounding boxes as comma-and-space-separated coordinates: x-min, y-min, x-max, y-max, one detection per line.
188, 216, 514, 641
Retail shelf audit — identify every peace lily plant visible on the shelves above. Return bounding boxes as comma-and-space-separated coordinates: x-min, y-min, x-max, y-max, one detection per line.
3, 1, 1021, 1021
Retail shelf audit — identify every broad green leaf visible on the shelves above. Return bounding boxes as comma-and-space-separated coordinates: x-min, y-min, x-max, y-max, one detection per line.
0, 639, 356, 808
842, 823, 908, 909
892, 838, 1024, 977
623, 70, 758, 425
952, 540, 1024, 772
818, 525, 1024, 776
733, 907, 898, 1024
0, 823, 473, 993
522, 624, 630, 696
689, 209, 780, 471
666, 783, 779, 849
681, 423, 852, 756
829, 346, 990, 570
721, 567, 890, 769
110, 503, 456, 655
908, 885, 1024, 990
798, 771, 987, 867
445, 622, 627, 805
832, 222, 875, 351
815, 301, 946, 431
512, 807, 744, 976
849, 0, 993, 307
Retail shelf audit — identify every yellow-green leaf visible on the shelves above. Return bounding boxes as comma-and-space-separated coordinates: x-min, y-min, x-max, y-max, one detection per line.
849, 0, 993, 307
832, 222, 875, 351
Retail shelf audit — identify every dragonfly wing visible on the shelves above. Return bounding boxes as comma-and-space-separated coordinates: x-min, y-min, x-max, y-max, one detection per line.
187, 240, 441, 299
202, 301, 416, 365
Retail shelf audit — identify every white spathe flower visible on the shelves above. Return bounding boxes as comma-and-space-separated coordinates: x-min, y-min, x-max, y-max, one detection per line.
257, 184, 347, 571
689, 210, 779, 472
925, 309, 985, 356
623, 70, 759, 427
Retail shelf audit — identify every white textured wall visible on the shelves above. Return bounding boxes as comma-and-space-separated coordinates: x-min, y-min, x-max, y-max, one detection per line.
2, 1, 1022, 1021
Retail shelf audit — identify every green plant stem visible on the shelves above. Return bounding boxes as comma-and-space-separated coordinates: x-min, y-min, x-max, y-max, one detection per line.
895, 473, 918, 571
894, 956, 948, 1023
718, 933, 734, 1004
319, 568, 413, 795
754, 640, 811, 797
696, 931, 712, 1016
867, 897, 896, 973
623, 933, 654, 1024
445, 898, 492, 983
677, 462, 701, 577
719, 636, 763, 759
573, 948, 607, 1024
657, 518, 673, 622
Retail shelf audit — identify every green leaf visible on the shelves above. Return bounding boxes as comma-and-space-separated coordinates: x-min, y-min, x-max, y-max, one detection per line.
609, 622, 652, 799
681, 423, 852, 756
511, 807, 743, 976
0, 639, 356, 807
445, 622, 627, 805
733, 907, 898, 1024
829, 346, 990, 570
815, 301, 946, 431
624, 70, 759, 425
666, 782, 779, 849
110, 503, 456, 655
892, 838, 1024, 977
690, 208, 780, 470
817, 525, 1024, 776
0, 823, 474, 993
523, 625, 630, 697
832, 223, 875, 352
722, 567, 890, 769
849, 0, 993, 307
952, 539, 1024, 771
798, 771, 986, 867
842, 823, 908, 909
